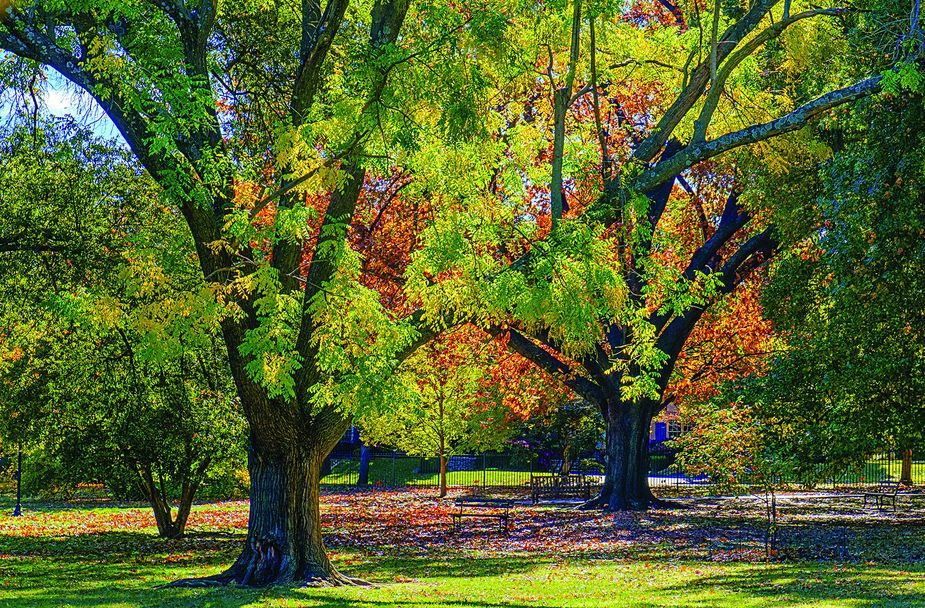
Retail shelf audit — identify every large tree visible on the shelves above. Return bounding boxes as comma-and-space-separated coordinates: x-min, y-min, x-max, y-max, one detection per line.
0, 0, 909, 588
405, 0, 905, 510
0, 0, 434, 586
747, 88, 925, 481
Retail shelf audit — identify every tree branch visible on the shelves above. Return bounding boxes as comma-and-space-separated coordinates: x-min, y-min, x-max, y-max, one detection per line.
653, 225, 776, 401
291, 0, 351, 122
681, 191, 747, 280
693, 7, 847, 142
550, 0, 583, 229
490, 326, 606, 405
632, 0, 780, 164
715, 226, 776, 294
635, 75, 884, 193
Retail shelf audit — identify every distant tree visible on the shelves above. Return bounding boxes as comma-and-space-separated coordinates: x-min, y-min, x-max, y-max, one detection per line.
0, 121, 245, 537
358, 329, 513, 497
516, 399, 605, 475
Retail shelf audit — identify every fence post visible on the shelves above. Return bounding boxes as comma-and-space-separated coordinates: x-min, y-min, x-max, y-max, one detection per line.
482, 454, 487, 487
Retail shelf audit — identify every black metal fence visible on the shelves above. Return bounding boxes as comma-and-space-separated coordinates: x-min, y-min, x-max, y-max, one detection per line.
321, 452, 540, 488
321, 447, 924, 491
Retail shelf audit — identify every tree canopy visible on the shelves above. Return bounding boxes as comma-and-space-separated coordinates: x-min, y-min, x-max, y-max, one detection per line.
0, 120, 245, 537
0, 0, 920, 587
748, 89, 925, 472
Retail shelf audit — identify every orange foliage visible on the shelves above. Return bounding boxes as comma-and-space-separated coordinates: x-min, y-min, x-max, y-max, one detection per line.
667, 276, 774, 415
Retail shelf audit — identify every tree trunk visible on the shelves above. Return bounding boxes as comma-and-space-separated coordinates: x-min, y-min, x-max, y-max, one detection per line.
150, 499, 181, 539
136, 465, 195, 539
357, 443, 372, 486
901, 449, 914, 486
228, 442, 358, 586
150, 491, 194, 540
170, 435, 361, 587
439, 451, 448, 498
586, 399, 656, 511
561, 442, 572, 475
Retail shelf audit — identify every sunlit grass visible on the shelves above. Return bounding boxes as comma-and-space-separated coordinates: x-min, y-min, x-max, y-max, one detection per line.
2, 547, 924, 607
2, 493, 925, 607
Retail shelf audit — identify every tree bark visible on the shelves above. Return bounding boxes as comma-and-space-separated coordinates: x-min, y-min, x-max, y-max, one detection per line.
584, 398, 656, 511
136, 464, 197, 539
357, 443, 372, 486
901, 449, 914, 486
438, 451, 448, 498
169, 431, 362, 587
150, 497, 185, 539
150, 491, 194, 540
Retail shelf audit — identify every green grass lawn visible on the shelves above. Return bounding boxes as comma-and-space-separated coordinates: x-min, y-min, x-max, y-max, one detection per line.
321, 460, 539, 487
3, 491, 925, 607
5, 547, 925, 608
858, 460, 925, 485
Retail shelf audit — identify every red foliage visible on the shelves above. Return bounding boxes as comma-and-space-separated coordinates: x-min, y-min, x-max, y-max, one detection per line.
668, 276, 775, 413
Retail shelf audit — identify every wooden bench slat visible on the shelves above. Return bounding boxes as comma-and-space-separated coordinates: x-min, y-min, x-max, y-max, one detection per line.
863, 480, 904, 512
451, 497, 513, 533
529, 473, 598, 504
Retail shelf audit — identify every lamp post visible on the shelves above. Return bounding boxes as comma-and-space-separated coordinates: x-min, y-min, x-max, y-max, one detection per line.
12, 446, 21, 517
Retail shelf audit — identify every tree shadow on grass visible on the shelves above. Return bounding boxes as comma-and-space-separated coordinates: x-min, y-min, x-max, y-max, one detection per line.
12, 557, 925, 608
2, 528, 555, 607
2, 530, 245, 562
656, 562, 925, 608
3, 550, 555, 608
10, 588, 563, 608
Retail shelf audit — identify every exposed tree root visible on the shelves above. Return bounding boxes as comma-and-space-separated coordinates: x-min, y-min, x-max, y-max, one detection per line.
577, 491, 687, 512
304, 572, 372, 587
162, 545, 372, 589
163, 568, 371, 589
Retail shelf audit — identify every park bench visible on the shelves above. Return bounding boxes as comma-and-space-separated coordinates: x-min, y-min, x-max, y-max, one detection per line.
529, 474, 595, 504
451, 497, 513, 533
863, 480, 902, 511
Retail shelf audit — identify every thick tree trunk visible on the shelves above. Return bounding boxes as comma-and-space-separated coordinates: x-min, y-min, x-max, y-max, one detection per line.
226, 443, 357, 586
169, 434, 362, 587
585, 399, 656, 511
901, 449, 914, 486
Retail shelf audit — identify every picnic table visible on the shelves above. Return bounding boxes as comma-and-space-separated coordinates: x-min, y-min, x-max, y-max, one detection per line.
451, 497, 513, 532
